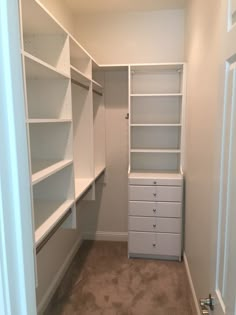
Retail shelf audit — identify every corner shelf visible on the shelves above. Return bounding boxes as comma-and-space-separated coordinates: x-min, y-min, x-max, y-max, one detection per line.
70, 65, 91, 88
74, 178, 94, 201
27, 119, 72, 124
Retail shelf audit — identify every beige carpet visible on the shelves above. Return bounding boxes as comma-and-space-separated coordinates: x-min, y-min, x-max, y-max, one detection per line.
44, 241, 195, 315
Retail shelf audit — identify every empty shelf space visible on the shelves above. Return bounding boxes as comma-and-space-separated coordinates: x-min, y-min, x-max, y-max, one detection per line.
71, 65, 91, 87
75, 178, 94, 201
95, 166, 106, 180
32, 159, 73, 185
34, 199, 74, 247
27, 119, 72, 123
24, 52, 70, 79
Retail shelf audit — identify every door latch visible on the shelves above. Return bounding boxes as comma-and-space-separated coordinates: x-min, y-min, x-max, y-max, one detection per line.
200, 294, 215, 314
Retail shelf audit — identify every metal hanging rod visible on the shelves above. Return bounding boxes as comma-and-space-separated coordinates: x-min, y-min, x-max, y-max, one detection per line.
93, 89, 103, 97
71, 78, 90, 90
36, 208, 72, 255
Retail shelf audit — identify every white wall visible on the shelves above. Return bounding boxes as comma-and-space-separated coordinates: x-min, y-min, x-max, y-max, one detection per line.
185, 0, 225, 299
74, 10, 185, 64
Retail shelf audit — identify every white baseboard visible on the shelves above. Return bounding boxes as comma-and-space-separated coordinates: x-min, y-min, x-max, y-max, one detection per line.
83, 231, 128, 242
37, 237, 82, 315
183, 252, 202, 315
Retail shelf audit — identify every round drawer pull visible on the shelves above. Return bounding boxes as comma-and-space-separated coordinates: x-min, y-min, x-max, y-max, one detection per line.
153, 181, 157, 184
153, 224, 156, 228
153, 209, 156, 213
152, 244, 156, 247
153, 193, 157, 197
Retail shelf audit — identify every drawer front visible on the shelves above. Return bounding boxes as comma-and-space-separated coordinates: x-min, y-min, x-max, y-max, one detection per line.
129, 217, 181, 233
129, 232, 156, 255
156, 233, 181, 257
129, 216, 156, 232
129, 186, 156, 201
129, 176, 183, 186
129, 201, 156, 216
156, 218, 181, 233
157, 202, 182, 217
129, 201, 182, 217
129, 232, 181, 257
157, 186, 182, 202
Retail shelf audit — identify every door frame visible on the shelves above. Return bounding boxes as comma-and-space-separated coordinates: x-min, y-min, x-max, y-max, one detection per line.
0, 0, 37, 314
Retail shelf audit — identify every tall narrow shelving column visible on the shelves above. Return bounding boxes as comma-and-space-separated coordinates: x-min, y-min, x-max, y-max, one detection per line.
20, 0, 76, 251
128, 64, 185, 261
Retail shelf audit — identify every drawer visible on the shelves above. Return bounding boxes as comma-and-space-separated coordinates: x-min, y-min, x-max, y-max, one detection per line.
129, 175, 183, 186
129, 217, 181, 233
129, 186, 156, 201
129, 185, 182, 202
129, 232, 181, 257
129, 201, 182, 217
129, 232, 157, 255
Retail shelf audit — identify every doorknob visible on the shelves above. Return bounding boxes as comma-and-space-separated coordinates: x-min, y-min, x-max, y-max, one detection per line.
200, 294, 215, 314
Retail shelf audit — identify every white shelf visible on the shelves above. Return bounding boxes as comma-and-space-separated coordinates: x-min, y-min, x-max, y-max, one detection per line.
129, 171, 183, 179
32, 159, 73, 185
34, 199, 74, 247
27, 119, 72, 124
130, 93, 183, 97
95, 166, 106, 180
131, 149, 181, 153
75, 178, 94, 201
71, 65, 91, 87
131, 124, 181, 127
24, 51, 70, 79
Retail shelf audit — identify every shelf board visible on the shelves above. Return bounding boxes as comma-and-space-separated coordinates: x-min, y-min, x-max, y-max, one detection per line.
27, 119, 72, 124
130, 124, 181, 127
34, 199, 74, 247
94, 166, 106, 180
131, 149, 181, 153
130, 93, 183, 97
130, 64, 184, 72
24, 51, 70, 79
128, 171, 183, 179
70, 65, 91, 87
75, 178, 94, 201
32, 159, 73, 185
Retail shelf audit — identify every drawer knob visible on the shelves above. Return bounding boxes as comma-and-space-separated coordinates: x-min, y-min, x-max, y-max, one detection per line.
152, 243, 156, 247
153, 181, 157, 184
153, 224, 156, 228
153, 209, 156, 213
153, 193, 157, 197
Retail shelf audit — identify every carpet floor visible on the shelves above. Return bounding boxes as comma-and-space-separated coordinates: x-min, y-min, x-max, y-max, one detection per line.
44, 241, 195, 315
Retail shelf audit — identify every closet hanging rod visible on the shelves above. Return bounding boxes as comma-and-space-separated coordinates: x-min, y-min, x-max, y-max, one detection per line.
93, 89, 103, 97
71, 78, 90, 90
36, 208, 72, 254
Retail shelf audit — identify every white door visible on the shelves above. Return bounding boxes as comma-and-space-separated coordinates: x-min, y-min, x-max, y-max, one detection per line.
203, 1, 236, 314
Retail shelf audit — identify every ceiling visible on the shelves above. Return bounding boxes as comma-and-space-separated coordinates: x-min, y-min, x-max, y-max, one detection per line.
64, 0, 187, 14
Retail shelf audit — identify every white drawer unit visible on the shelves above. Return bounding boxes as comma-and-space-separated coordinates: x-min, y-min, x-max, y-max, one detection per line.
128, 174, 183, 261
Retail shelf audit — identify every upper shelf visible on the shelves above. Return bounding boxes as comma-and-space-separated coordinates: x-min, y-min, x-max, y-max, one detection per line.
130, 93, 183, 97
21, 0, 66, 36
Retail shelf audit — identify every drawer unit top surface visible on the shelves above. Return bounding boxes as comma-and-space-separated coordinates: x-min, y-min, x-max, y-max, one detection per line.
128, 172, 183, 186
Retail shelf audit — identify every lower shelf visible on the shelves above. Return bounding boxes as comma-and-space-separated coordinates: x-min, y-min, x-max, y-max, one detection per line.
34, 199, 74, 247
75, 178, 94, 201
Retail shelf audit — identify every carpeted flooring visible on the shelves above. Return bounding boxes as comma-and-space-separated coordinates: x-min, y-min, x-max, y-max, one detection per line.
44, 241, 195, 315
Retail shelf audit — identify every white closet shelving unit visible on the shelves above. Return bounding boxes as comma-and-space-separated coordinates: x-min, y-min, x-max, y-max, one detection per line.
19, 0, 106, 260
128, 63, 185, 260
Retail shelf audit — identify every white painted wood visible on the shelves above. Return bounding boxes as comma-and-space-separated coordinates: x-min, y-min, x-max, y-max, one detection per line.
131, 149, 181, 153
26, 79, 71, 119
128, 172, 183, 185
131, 126, 181, 150
32, 159, 73, 185
131, 123, 182, 127
74, 178, 94, 201
28, 119, 72, 123
24, 35, 70, 75
129, 217, 181, 233
130, 93, 183, 97
156, 233, 181, 256
131, 152, 180, 172
70, 65, 91, 86
129, 201, 182, 217
129, 232, 156, 255
72, 82, 94, 180
129, 185, 182, 202
24, 52, 70, 79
